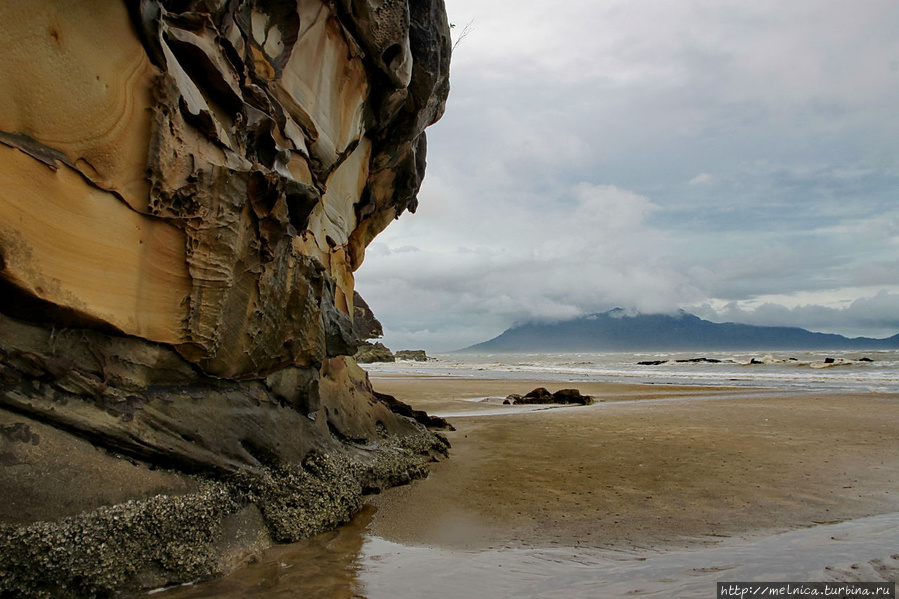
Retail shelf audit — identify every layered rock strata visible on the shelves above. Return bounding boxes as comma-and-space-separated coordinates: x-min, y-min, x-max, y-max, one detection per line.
0, 0, 450, 596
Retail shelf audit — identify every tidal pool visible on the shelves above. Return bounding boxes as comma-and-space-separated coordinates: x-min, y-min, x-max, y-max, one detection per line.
152, 507, 898, 598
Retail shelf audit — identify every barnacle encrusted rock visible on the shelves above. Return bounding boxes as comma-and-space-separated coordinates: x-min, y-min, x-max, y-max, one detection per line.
0, 0, 450, 595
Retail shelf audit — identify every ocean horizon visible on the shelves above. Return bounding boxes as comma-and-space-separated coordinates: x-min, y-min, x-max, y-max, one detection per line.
362, 348, 899, 394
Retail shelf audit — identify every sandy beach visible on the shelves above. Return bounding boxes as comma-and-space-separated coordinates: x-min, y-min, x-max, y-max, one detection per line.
156, 374, 899, 598
366, 376, 899, 552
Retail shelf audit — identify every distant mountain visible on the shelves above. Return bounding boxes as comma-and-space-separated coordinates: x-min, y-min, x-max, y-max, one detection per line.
461, 310, 899, 352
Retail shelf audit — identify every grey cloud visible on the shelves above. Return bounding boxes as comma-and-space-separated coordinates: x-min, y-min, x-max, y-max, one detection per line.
693, 292, 899, 339
355, 0, 899, 350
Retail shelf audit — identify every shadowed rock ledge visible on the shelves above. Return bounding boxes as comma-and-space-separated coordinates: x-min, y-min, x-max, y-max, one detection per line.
0, 0, 450, 596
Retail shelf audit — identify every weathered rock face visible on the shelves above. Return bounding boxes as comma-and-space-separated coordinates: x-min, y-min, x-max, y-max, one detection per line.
0, 0, 449, 595
0, 0, 449, 378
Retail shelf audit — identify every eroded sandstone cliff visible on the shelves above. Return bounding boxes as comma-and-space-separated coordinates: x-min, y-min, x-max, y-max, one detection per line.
0, 0, 449, 596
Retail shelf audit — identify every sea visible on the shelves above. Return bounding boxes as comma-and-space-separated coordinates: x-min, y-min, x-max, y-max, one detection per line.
153, 349, 899, 598
364, 349, 899, 394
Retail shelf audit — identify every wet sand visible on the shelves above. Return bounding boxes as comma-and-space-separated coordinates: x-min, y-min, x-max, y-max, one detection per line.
367, 377, 899, 551
156, 377, 899, 597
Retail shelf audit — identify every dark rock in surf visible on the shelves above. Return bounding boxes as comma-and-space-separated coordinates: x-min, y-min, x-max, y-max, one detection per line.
675, 357, 722, 363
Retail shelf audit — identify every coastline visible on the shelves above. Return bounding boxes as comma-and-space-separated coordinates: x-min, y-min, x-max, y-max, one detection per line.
366, 375, 899, 552
153, 373, 899, 597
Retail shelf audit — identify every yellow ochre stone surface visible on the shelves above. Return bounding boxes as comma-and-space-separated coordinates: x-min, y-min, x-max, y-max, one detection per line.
0, 0, 450, 378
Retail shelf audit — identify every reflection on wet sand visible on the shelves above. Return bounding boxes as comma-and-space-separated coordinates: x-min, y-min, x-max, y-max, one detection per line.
357, 511, 899, 598
153, 507, 375, 599
152, 507, 899, 598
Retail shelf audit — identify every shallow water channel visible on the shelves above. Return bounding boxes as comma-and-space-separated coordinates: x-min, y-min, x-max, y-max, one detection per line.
152, 508, 898, 598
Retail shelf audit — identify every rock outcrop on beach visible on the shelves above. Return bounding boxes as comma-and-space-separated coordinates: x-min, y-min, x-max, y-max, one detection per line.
374, 390, 454, 431
352, 291, 395, 362
355, 340, 397, 363
0, 0, 450, 596
355, 344, 431, 363
353, 291, 385, 341
351, 292, 431, 363
506, 388, 594, 406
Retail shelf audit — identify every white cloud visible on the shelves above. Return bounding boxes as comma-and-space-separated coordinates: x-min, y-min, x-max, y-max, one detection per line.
356, 180, 697, 350
688, 173, 714, 186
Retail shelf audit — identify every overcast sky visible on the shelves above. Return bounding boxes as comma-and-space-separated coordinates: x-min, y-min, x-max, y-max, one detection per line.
355, 0, 899, 352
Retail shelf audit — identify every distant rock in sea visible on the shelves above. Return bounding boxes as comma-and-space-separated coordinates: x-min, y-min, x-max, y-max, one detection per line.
463, 310, 899, 352
636, 354, 878, 368
352, 297, 431, 363
354, 345, 431, 363
353, 292, 385, 340
355, 341, 396, 363
395, 350, 430, 361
